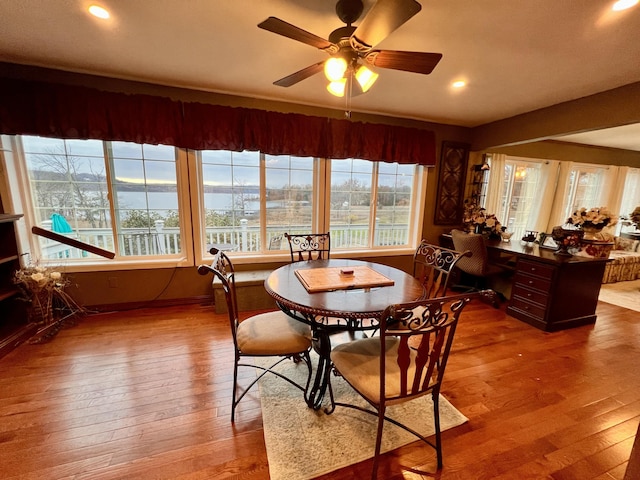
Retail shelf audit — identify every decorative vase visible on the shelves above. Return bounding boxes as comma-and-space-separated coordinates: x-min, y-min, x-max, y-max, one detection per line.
580, 239, 614, 258
581, 226, 603, 240
474, 224, 484, 234
500, 231, 513, 242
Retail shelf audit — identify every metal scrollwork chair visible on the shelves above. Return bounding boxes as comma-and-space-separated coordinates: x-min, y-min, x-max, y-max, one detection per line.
285, 232, 330, 262
198, 249, 313, 422
327, 293, 478, 479
413, 240, 471, 298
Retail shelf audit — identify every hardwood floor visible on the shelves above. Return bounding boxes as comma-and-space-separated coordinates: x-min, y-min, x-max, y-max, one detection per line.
1, 299, 638, 479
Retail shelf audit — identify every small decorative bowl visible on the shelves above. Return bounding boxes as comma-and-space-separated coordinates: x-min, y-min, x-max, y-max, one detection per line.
500, 231, 513, 242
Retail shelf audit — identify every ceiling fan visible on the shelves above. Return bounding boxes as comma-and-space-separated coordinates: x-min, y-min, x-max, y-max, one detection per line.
257, 0, 442, 97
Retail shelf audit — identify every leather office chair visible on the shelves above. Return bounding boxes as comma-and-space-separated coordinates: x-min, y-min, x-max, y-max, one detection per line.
327, 293, 477, 479
197, 249, 312, 422
413, 240, 471, 298
285, 232, 330, 262
451, 229, 507, 300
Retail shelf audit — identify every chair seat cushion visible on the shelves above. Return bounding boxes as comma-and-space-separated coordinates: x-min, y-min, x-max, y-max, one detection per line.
236, 311, 312, 355
331, 336, 426, 405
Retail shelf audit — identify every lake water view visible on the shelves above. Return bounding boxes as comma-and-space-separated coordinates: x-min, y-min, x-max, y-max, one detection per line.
117, 191, 272, 214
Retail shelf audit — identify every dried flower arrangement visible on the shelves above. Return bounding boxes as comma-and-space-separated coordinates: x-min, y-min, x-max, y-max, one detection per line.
14, 263, 85, 341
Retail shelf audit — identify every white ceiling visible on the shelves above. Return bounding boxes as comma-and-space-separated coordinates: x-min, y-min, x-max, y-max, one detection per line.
1, 0, 639, 150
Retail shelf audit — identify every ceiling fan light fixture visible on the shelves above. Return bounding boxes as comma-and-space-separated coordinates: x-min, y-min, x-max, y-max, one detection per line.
612, 0, 638, 11
355, 64, 378, 92
88, 5, 110, 19
327, 78, 347, 97
324, 57, 348, 82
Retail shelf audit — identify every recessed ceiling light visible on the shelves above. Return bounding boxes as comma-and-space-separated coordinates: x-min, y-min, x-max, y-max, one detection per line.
452, 81, 466, 88
88, 5, 110, 19
612, 0, 638, 11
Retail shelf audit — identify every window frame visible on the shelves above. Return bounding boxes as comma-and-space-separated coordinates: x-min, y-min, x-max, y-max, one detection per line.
2, 135, 194, 272
562, 163, 612, 221
2, 135, 426, 271
191, 150, 427, 266
497, 158, 544, 238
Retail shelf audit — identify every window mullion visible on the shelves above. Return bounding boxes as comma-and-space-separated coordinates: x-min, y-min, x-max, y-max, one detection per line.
369, 163, 379, 248
316, 158, 330, 232
103, 141, 120, 257
259, 152, 267, 250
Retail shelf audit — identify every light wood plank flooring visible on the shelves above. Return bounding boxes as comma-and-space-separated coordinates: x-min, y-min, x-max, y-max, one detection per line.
1, 299, 638, 479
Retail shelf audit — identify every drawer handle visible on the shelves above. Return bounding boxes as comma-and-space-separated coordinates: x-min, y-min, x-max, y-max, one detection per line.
527, 293, 532, 298
531, 267, 536, 271
528, 280, 533, 285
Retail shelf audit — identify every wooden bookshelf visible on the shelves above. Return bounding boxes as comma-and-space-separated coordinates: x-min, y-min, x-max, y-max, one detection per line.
0, 214, 36, 359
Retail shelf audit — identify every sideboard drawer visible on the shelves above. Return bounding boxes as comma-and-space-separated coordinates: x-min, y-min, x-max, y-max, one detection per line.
517, 260, 555, 279
509, 296, 546, 321
512, 284, 549, 308
513, 271, 552, 293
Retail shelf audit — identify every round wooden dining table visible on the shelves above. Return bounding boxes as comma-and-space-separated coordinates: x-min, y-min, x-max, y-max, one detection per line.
264, 258, 426, 409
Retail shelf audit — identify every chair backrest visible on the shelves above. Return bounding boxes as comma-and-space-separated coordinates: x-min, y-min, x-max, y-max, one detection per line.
197, 249, 239, 343
451, 229, 490, 277
378, 293, 471, 403
285, 232, 331, 262
412, 240, 471, 298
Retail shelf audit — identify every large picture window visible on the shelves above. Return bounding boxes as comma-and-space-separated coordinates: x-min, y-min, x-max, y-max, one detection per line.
563, 164, 611, 221
195, 151, 423, 256
18, 136, 186, 262
620, 168, 640, 232
3, 135, 425, 269
486, 155, 636, 239
496, 159, 543, 238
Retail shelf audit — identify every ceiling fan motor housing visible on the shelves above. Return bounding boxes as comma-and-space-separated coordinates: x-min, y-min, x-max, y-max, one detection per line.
328, 25, 357, 45
335, 0, 364, 25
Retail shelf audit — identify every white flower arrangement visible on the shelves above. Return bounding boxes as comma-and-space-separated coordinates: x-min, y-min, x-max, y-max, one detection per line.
566, 206, 618, 230
463, 200, 503, 235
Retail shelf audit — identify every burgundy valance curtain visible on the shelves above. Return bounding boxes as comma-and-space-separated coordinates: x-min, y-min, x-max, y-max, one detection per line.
0, 77, 436, 165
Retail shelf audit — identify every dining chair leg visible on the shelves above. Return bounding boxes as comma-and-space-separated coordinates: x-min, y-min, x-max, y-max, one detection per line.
371, 406, 386, 479
433, 390, 443, 469
231, 356, 240, 422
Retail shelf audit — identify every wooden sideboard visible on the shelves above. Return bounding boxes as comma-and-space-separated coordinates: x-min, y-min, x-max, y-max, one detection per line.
440, 233, 610, 332
491, 241, 609, 332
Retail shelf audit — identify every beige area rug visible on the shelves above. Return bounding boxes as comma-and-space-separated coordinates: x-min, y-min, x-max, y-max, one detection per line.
599, 279, 640, 313
257, 354, 468, 480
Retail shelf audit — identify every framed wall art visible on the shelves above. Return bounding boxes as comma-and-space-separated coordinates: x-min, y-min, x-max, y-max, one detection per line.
433, 141, 470, 225
539, 232, 558, 249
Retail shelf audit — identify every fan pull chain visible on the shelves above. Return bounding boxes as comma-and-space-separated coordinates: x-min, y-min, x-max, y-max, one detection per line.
345, 72, 353, 119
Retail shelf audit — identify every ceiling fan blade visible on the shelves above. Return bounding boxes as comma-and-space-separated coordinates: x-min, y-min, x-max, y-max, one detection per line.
273, 61, 325, 87
350, 0, 422, 51
364, 50, 443, 75
258, 17, 335, 51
